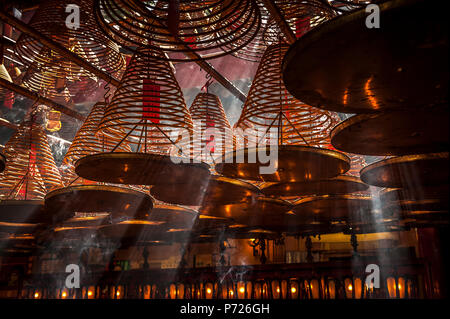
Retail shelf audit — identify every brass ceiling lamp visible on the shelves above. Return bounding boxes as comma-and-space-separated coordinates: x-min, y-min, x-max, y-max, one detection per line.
45, 102, 155, 221
75, 46, 210, 189
94, 0, 262, 62
14, 0, 125, 100
0, 109, 64, 231
215, 43, 350, 182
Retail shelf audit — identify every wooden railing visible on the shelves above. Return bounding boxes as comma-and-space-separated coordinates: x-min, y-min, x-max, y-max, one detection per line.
15, 257, 429, 299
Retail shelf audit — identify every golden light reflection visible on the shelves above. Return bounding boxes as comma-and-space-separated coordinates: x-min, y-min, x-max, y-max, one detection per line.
343, 88, 348, 105
364, 77, 379, 110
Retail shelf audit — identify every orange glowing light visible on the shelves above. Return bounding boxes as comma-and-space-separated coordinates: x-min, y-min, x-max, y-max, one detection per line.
348, 284, 353, 291
62, 291, 67, 298
46, 110, 62, 132
116, 291, 120, 297
276, 287, 280, 293
206, 288, 212, 294
88, 291, 93, 297
34, 292, 39, 298
343, 88, 348, 105
364, 77, 379, 110
239, 287, 245, 294
229, 290, 234, 296
291, 287, 297, 293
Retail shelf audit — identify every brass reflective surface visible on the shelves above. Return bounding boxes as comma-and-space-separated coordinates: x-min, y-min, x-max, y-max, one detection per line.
45, 185, 154, 219
0, 200, 49, 224
360, 153, 449, 188
283, 0, 448, 114
150, 175, 261, 206
215, 145, 350, 182
292, 195, 374, 223
330, 106, 449, 156
75, 152, 211, 186
261, 175, 368, 197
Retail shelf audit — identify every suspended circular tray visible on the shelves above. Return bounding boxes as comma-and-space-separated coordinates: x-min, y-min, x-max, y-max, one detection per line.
261, 175, 368, 197
0, 235, 36, 254
63, 213, 111, 227
214, 145, 350, 182
331, 106, 449, 156
343, 219, 404, 234
400, 211, 449, 228
50, 226, 101, 241
292, 195, 374, 224
283, 0, 448, 114
380, 186, 449, 217
0, 234, 35, 248
194, 215, 233, 231
0, 200, 57, 224
150, 175, 262, 206
360, 153, 449, 188
99, 220, 167, 245
45, 185, 154, 220
200, 196, 290, 219
0, 221, 39, 234
0, 153, 5, 173
75, 152, 211, 186
193, 229, 280, 243
148, 204, 198, 229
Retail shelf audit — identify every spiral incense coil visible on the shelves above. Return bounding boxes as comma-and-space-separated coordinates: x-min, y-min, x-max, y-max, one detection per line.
0, 121, 62, 200
262, 0, 336, 44
189, 92, 235, 163
0, 64, 14, 105
15, 0, 124, 99
346, 154, 367, 177
220, 0, 268, 62
94, 0, 261, 62
99, 46, 193, 155
235, 44, 333, 147
61, 102, 132, 185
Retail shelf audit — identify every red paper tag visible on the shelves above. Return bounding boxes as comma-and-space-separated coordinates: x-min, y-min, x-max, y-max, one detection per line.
142, 79, 160, 123
295, 17, 310, 38
205, 114, 215, 153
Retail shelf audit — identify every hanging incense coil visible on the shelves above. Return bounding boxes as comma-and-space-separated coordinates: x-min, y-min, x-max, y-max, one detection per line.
48, 102, 153, 220
235, 44, 333, 147
61, 102, 131, 185
75, 46, 211, 186
94, 0, 261, 62
98, 46, 193, 154
15, 0, 124, 99
262, 0, 336, 44
189, 92, 235, 163
0, 121, 62, 200
215, 44, 349, 182
220, 0, 268, 62
0, 64, 15, 106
